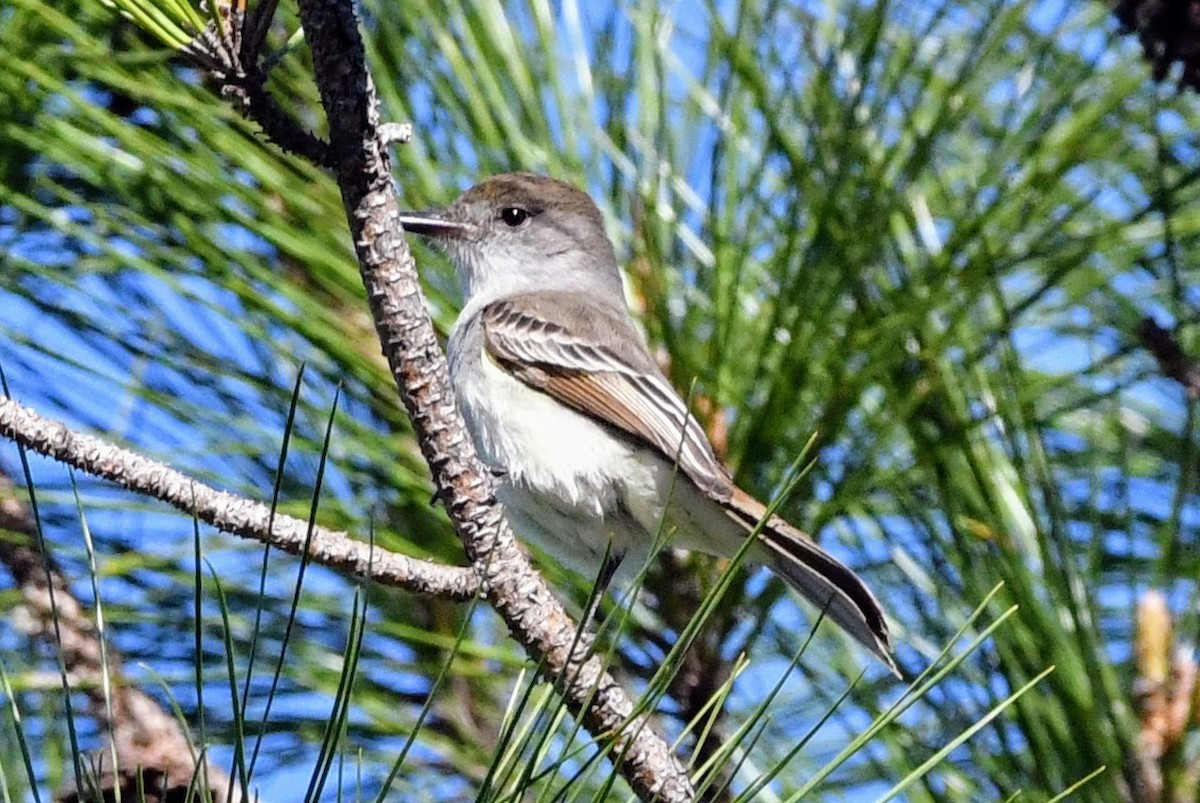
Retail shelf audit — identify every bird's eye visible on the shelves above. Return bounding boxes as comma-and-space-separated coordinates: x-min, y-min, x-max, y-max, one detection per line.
499, 207, 530, 227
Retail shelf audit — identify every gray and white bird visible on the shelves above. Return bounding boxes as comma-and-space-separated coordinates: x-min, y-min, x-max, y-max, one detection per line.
399, 173, 897, 675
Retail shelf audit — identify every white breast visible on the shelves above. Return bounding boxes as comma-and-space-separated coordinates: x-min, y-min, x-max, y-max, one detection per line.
461, 347, 636, 514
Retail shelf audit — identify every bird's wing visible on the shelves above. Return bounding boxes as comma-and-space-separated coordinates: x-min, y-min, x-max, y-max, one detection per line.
479, 292, 733, 499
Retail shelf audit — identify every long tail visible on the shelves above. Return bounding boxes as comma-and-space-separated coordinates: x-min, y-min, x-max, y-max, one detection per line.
725, 488, 899, 677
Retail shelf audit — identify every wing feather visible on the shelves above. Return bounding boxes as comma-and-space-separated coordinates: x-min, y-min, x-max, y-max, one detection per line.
481, 296, 732, 499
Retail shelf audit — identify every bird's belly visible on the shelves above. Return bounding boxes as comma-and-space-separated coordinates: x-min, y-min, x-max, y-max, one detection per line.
457, 352, 631, 509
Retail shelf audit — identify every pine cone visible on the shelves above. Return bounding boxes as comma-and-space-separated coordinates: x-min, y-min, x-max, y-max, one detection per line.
1112, 0, 1200, 91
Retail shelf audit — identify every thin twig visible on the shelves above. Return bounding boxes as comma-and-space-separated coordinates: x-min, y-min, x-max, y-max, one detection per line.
180, 4, 330, 166
1139, 317, 1200, 398
0, 395, 479, 601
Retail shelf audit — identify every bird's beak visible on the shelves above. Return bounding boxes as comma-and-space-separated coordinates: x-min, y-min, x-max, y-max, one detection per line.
397, 210, 469, 239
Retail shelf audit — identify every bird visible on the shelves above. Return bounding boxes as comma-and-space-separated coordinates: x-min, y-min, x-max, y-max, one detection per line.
398, 172, 897, 675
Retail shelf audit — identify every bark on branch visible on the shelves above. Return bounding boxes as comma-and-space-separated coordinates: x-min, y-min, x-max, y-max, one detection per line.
0, 396, 479, 601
